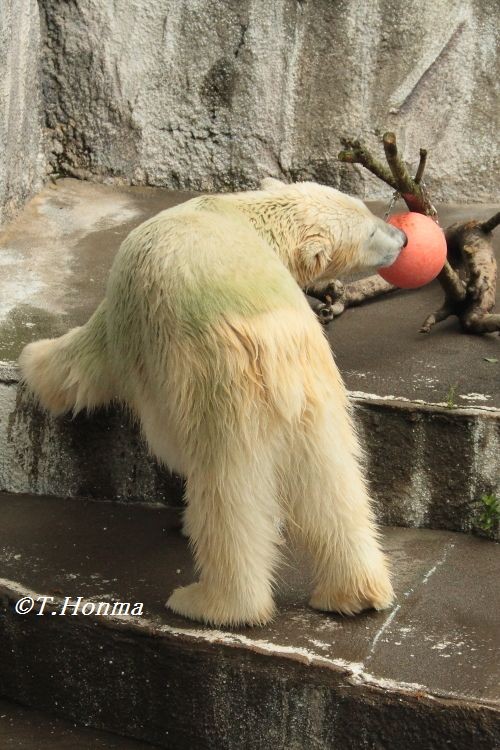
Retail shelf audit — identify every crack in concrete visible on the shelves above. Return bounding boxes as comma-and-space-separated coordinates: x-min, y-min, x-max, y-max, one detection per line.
421, 543, 455, 585
366, 604, 402, 660
366, 541, 456, 662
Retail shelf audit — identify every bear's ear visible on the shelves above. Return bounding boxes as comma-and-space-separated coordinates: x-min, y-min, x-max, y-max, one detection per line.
261, 177, 287, 192
297, 237, 331, 285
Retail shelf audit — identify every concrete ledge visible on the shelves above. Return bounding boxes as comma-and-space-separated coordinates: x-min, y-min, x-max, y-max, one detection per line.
354, 395, 500, 539
1, 365, 498, 539
0, 362, 184, 506
0, 493, 499, 749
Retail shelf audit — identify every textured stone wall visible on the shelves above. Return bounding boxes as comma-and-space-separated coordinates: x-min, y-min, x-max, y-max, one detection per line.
40, 0, 499, 202
0, 0, 45, 225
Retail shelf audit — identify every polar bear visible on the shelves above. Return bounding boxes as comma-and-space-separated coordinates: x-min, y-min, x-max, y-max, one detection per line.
19, 179, 406, 627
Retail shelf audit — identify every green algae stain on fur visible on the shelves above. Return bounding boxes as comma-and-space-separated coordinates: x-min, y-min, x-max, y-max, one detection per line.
176, 267, 302, 337
151, 198, 306, 336
106, 199, 309, 390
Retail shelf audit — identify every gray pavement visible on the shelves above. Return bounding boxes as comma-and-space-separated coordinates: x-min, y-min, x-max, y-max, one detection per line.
0, 179, 498, 408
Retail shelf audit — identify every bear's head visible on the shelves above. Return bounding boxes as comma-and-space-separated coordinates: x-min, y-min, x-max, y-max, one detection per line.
260, 178, 407, 287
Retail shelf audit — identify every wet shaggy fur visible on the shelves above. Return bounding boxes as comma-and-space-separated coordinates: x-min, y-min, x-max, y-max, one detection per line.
19, 180, 406, 627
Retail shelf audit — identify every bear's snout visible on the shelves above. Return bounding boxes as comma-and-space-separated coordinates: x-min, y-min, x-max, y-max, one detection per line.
387, 223, 407, 250
363, 219, 408, 270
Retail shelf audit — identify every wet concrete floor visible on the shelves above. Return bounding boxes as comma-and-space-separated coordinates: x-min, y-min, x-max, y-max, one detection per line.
0, 179, 498, 407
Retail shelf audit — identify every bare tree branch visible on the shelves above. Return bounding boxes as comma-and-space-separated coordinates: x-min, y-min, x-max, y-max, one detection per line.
332, 132, 500, 335
414, 149, 428, 185
338, 138, 399, 191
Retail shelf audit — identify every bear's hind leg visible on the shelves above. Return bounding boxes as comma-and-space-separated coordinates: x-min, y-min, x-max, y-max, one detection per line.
167, 446, 282, 627
287, 398, 394, 616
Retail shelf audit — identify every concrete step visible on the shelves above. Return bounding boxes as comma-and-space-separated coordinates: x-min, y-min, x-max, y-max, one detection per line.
0, 492, 499, 749
2, 369, 499, 539
0, 698, 159, 749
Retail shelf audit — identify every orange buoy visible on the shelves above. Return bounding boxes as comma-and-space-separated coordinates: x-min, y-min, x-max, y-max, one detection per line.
379, 212, 447, 289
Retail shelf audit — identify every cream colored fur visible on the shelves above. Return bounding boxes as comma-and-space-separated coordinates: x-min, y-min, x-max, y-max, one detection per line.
19, 180, 405, 627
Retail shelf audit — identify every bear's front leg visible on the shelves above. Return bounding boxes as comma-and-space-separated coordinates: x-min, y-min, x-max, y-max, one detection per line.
166, 453, 282, 627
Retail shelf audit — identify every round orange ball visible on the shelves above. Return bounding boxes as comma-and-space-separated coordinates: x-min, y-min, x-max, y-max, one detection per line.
379, 212, 447, 289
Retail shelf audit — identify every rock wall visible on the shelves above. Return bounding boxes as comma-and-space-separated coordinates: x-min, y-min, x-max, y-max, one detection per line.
0, 0, 45, 225
40, 0, 499, 202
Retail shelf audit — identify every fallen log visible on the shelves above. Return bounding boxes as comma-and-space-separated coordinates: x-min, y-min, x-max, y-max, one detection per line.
308, 132, 499, 335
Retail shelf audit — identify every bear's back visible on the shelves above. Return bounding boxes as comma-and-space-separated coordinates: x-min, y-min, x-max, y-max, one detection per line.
107, 197, 309, 341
